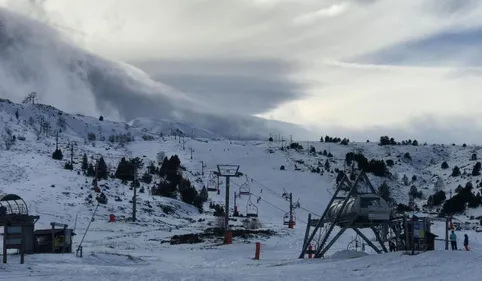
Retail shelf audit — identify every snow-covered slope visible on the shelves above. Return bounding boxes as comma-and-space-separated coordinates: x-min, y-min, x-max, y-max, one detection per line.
2, 100, 482, 280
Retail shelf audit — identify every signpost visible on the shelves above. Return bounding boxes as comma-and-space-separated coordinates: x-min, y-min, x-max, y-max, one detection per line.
3, 225, 25, 264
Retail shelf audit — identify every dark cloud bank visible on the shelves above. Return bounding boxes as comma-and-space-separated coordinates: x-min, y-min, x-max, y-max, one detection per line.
0, 8, 315, 140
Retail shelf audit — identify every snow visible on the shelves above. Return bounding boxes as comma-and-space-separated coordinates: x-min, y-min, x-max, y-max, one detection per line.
1, 99, 482, 280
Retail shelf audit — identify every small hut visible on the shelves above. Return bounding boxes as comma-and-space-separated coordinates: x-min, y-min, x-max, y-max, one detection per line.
34, 223, 75, 253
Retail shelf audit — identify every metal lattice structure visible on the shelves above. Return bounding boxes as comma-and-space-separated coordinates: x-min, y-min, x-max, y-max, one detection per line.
0, 194, 28, 216
299, 172, 391, 258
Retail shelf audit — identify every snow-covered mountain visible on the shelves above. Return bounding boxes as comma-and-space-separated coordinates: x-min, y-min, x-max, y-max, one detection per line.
2, 99, 482, 280
0, 7, 315, 141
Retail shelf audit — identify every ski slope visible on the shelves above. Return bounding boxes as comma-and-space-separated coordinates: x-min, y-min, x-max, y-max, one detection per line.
1, 100, 482, 280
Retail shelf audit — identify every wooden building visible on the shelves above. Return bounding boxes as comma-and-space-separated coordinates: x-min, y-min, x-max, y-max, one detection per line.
34, 226, 75, 254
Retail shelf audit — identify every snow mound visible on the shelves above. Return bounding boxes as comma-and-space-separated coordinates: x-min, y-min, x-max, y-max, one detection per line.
329, 249, 368, 260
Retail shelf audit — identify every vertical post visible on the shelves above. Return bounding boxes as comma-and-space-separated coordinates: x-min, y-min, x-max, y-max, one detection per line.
217, 174, 220, 194
20, 226, 24, 264
70, 142, 74, 166
302, 213, 311, 252
289, 193, 294, 229
404, 216, 409, 252
51, 223, 55, 253
133, 165, 137, 222
234, 192, 237, 215
308, 245, 313, 259
254, 242, 260, 259
445, 217, 449, 250
225, 177, 230, 229
63, 225, 67, 253
3, 225, 7, 263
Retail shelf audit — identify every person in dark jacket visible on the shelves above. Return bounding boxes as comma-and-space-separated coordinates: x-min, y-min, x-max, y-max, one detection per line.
464, 234, 469, 251
450, 231, 457, 250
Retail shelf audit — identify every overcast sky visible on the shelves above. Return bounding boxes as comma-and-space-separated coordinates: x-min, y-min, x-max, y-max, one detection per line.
2, 0, 482, 143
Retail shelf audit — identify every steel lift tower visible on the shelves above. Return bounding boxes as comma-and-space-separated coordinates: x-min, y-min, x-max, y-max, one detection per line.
299, 172, 392, 258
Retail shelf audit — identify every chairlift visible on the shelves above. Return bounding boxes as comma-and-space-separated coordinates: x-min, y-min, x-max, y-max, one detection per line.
207, 171, 218, 192
238, 175, 250, 196
282, 189, 289, 201
293, 200, 300, 209
246, 194, 258, 217
283, 212, 296, 226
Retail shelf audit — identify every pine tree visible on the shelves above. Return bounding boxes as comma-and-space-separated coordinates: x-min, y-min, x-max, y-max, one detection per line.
52, 149, 63, 160
97, 157, 108, 179
378, 182, 391, 202
441, 161, 449, 169
86, 163, 95, 177
472, 162, 481, 176
81, 153, 88, 171
452, 166, 461, 177
199, 186, 208, 202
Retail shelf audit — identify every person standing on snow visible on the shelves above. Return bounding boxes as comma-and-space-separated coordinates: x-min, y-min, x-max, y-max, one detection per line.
464, 234, 469, 251
450, 231, 457, 250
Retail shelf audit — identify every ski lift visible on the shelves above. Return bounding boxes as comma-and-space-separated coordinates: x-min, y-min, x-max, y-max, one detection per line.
293, 200, 300, 209
207, 171, 218, 192
238, 175, 250, 196
246, 194, 258, 217
283, 212, 296, 226
282, 189, 289, 201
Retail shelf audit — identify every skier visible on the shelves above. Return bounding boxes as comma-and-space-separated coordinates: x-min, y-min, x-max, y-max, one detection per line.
450, 230, 457, 250
464, 234, 469, 251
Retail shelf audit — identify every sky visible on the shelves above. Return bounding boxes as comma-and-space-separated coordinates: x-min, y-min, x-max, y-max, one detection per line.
1, 0, 482, 143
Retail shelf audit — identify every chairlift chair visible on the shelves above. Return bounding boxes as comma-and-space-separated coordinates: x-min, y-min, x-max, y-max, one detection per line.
238, 175, 250, 196
246, 194, 258, 217
283, 212, 296, 226
207, 171, 218, 192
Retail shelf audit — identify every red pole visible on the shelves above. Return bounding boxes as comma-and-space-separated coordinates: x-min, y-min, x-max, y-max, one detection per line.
308, 244, 312, 259
255, 242, 260, 260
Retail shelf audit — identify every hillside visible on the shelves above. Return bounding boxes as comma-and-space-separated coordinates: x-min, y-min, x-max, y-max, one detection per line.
1, 99, 482, 280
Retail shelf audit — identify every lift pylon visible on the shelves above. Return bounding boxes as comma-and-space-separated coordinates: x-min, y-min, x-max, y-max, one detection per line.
299, 172, 391, 258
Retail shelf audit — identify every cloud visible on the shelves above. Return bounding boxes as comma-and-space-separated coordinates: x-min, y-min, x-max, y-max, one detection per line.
0, 7, 316, 140
133, 58, 309, 115
351, 27, 482, 67
3, 0, 482, 143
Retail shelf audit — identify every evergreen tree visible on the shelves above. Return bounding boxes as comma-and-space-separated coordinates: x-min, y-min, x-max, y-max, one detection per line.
472, 162, 481, 176
199, 186, 208, 202
452, 166, 461, 177
96, 157, 108, 179
441, 161, 449, 169
86, 163, 95, 177
52, 149, 63, 160
115, 157, 133, 181
81, 153, 88, 171
378, 182, 391, 202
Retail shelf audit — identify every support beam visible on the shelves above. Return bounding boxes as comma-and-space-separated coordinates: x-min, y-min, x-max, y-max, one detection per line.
370, 226, 388, 253
299, 174, 354, 258
353, 228, 382, 254
315, 226, 349, 258
313, 174, 363, 256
